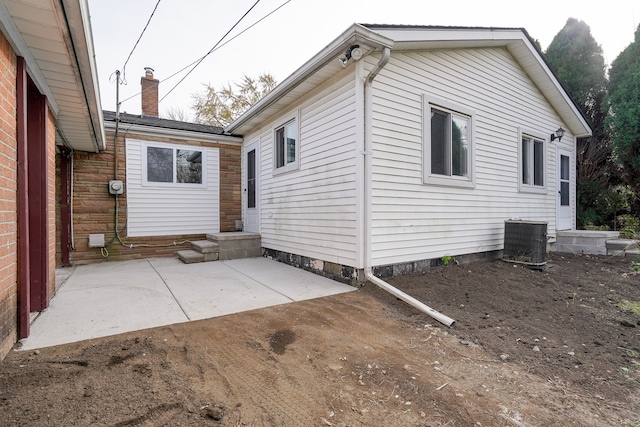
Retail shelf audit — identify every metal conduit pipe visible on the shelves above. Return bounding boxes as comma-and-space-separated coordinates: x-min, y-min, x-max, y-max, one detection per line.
362, 46, 455, 327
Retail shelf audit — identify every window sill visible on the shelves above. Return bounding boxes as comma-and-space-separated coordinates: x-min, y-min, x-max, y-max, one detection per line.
518, 185, 547, 194
272, 163, 299, 176
424, 175, 475, 189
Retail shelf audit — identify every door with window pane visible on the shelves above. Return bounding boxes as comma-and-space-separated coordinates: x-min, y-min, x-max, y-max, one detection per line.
244, 140, 259, 233
557, 150, 573, 230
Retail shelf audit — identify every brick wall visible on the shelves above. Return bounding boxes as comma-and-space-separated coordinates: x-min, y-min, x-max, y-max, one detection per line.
61, 127, 241, 265
46, 110, 55, 297
0, 32, 17, 359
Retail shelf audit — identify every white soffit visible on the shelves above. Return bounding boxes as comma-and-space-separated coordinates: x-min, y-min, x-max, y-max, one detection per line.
1, 0, 105, 152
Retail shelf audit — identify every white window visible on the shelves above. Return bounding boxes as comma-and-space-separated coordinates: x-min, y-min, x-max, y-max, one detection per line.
273, 112, 299, 174
423, 96, 474, 188
519, 129, 546, 193
143, 142, 206, 187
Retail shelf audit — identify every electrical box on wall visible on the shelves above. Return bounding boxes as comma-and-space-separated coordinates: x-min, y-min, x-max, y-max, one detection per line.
108, 180, 124, 195
88, 234, 105, 248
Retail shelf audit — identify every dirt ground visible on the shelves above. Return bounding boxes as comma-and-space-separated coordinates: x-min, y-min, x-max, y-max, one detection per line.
1, 252, 639, 426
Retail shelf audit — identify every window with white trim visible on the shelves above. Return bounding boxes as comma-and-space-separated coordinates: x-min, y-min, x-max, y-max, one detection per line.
519, 130, 546, 192
144, 143, 205, 186
423, 96, 474, 187
273, 112, 299, 174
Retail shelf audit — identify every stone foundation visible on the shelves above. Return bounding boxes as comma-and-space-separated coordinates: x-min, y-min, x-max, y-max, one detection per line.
262, 249, 503, 284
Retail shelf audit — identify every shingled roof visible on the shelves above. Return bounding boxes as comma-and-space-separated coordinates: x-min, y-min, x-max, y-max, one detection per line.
103, 111, 233, 136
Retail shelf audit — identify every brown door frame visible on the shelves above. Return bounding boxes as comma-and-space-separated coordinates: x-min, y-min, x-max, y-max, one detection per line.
16, 57, 30, 338
16, 57, 51, 338
27, 88, 49, 311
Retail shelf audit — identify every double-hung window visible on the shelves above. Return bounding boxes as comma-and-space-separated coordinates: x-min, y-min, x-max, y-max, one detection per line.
423, 96, 474, 187
144, 143, 205, 186
519, 130, 546, 192
273, 113, 299, 174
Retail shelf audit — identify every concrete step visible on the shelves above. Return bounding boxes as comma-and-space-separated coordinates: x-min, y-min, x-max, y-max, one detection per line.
177, 250, 204, 264
191, 240, 219, 254
555, 230, 619, 255
206, 232, 261, 260
606, 239, 640, 256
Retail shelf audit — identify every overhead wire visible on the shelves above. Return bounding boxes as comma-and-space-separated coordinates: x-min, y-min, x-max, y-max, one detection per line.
158, 0, 261, 103
120, 0, 162, 84
118, 0, 291, 107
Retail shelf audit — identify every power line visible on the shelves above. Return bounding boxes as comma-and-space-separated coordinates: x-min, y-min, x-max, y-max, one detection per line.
118, 0, 292, 107
158, 0, 261, 103
121, 0, 162, 84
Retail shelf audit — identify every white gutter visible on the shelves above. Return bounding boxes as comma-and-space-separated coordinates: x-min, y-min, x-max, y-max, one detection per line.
103, 121, 243, 146
225, 23, 394, 134
361, 47, 455, 327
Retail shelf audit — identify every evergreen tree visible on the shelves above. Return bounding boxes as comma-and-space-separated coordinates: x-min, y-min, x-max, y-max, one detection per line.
545, 18, 612, 226
607, 25, 640, 214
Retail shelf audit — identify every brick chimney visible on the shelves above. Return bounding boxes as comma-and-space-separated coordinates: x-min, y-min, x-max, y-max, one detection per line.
140, 67, 158, 117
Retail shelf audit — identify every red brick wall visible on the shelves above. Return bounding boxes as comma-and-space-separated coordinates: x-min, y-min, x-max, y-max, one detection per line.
0, 32, 17, 359
46, 110, 55, 297
62, 128, 241, 265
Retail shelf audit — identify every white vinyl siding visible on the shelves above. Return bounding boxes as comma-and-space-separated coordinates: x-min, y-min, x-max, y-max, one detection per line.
368, 48, 575, 266
243, 72, 359, 266
126, 139, 220, 237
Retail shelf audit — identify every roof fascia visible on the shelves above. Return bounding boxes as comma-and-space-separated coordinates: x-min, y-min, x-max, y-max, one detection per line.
225, 23, 394, 134
0, 1, 60, 115
104, 120, 243, 146
362, 25, 592, 137
58, 0, 106, 151
517, 30, 592, 137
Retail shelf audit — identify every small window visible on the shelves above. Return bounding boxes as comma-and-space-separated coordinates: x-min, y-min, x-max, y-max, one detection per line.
144, 143, 204, 186
273, 113, 299, 174
520, 134, 545, 190
423, 96, 474, 187
247, 149, 256, 208
430, 109, 470, 177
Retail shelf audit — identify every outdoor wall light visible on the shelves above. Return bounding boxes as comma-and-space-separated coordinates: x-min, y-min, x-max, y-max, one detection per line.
346, 45, 363, 60
550, 127, 565, 142
338, 45, 363, 68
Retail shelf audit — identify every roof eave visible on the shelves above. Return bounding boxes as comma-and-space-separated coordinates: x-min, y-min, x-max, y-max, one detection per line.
59, 0, 106, 152
364, 25, 592, 137
225, 23, 394, 135
0, 0, 106, 152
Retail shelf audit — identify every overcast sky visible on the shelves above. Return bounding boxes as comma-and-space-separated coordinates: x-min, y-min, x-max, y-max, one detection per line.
88, 0, 638, 119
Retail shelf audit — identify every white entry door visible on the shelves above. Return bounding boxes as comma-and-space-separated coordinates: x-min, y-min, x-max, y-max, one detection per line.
557, 149, 573, 230
244, 140, 259, 233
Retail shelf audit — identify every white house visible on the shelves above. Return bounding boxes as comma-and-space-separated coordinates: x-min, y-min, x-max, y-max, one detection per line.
226, 24, 592, 282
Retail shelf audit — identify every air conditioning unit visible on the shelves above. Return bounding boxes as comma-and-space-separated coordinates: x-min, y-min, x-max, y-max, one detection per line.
503, 220, 547, 265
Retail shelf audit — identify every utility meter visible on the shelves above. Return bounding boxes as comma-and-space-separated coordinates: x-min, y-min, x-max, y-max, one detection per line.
108, 180, 124, 195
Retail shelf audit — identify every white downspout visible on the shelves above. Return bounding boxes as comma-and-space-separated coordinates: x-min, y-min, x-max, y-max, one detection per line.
362, 47, 454, 327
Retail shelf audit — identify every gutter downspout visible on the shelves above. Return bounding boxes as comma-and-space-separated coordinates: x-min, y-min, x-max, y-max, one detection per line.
362, 47, 454, 327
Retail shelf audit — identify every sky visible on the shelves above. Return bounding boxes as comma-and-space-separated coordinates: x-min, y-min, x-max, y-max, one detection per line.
88, 0, 638, 119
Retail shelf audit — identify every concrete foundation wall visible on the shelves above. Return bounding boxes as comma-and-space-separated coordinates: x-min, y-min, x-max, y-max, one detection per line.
263, 248, 503, 285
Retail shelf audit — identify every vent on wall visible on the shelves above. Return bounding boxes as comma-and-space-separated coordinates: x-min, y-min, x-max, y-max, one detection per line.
503, 220, 547, 265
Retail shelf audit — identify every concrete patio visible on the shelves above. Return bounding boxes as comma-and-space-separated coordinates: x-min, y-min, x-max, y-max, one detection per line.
19, 257, 355, 351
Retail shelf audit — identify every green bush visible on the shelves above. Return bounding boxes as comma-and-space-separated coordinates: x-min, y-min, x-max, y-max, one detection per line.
618, 215, 640, 239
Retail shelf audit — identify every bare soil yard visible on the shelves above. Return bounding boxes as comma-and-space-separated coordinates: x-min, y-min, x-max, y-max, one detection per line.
1, 252, 639, 426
